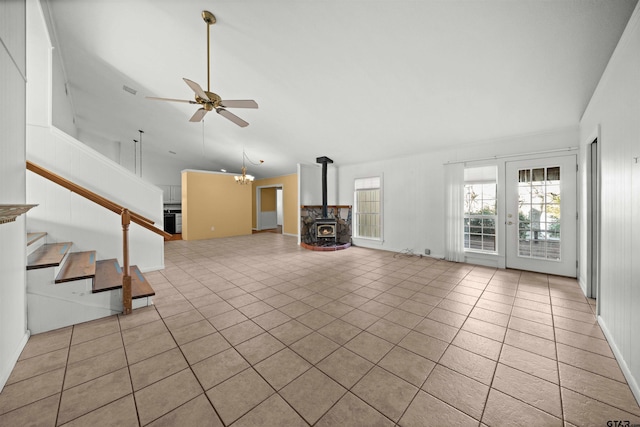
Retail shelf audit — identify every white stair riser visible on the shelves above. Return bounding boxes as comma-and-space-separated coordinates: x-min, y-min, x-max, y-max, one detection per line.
26, 235, 46, 256
26, 269, 152, 334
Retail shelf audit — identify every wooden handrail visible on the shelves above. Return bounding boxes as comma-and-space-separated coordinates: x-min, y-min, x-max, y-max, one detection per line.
27, 161, 172, 240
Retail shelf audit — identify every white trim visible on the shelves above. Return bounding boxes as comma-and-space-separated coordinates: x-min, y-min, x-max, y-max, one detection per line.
0, 331, 30, 393
583, 125, 601, 314
598, 316, 640, 406
255, 184, 284, 232
445, 146, 579, 166
353, 174, 383, 241
181, 168, 236, 176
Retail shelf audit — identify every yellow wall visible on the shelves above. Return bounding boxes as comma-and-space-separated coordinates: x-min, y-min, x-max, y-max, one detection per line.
260, 187, 277, 211
252, 173, 298, 235
182, 170, 252, 240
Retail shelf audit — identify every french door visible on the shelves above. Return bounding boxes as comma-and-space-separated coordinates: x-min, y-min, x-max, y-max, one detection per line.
505, 155, 577, 277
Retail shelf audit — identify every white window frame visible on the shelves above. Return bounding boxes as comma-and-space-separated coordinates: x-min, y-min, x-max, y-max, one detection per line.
464, 166, 498, 254
354, 176, 383, 241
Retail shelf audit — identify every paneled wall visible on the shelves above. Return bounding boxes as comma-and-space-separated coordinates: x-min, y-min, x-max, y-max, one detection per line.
0, 0, 28, 391
336, 128, 578, 256
580, 4, 640, 402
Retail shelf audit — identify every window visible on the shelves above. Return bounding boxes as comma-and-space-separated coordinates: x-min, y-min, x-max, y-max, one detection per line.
464, 166, 497, 252
354, 176, 382, 239
517, 166, 561, 260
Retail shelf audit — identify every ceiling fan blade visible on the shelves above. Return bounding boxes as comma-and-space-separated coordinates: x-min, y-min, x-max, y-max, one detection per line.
216, 108, 249, 127
220, 100, 258, 109
146, 96, 197, 104
189, 108, 209, 122
183, 78, 210, 101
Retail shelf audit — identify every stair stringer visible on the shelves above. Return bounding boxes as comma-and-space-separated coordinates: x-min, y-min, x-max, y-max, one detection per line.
27, 265, 151, 334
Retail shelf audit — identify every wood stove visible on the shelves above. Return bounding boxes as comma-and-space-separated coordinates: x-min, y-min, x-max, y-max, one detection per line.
316, 219, 337, 239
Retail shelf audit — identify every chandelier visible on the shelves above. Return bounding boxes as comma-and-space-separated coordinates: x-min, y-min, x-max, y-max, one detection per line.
234, 149, 262, 184
235, 165, 254, 184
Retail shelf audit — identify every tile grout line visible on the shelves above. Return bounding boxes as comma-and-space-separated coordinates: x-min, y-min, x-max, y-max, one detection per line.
54, 324, 74, 427
394, 265, 497, 425
477, 268, 520, 425
548, 274, 566, 424
116, 313, 143, 427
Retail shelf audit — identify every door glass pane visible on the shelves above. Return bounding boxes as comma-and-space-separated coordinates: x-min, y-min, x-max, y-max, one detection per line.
517, 166, 561, 260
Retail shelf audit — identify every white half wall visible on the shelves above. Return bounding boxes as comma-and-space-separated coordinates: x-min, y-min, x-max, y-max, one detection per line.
579, 3, 640, 403
24, 0, 164, 271
26, 126, 165, 271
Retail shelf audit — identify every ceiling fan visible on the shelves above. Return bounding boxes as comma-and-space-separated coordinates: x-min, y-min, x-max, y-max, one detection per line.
147, 11, 258, 127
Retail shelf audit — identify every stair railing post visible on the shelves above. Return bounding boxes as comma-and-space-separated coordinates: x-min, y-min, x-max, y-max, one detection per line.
121, 209, 132, 315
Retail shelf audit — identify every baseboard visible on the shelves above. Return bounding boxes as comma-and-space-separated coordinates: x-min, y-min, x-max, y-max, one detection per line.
283, 233, 297, 237
578, 276, 588, 296
0, 331, 30, 393
598, 316, 640, 406
138, 264, 165, 273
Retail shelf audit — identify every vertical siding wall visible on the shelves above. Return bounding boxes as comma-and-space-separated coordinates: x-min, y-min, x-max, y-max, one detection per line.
0, 0, 28, 391
336, 128, 577, 256
580, 4, 640, 402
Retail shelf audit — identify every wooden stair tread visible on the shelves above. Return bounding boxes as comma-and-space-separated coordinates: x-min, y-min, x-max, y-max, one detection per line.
55, 251, 96, 283
27, 232, 47, 246
94, 260, 155, 299
27, 242, 72, 270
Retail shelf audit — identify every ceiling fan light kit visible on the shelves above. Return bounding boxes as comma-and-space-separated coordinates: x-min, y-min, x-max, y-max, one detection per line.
146, 10, 257, 127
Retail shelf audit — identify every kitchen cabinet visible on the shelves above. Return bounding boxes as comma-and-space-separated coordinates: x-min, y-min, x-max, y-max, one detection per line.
159, 185, 182, 203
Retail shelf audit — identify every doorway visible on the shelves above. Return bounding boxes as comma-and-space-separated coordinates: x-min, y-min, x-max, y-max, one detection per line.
588, 139, 600, 300
256, 185, 283, 233
505, 155, 577, 277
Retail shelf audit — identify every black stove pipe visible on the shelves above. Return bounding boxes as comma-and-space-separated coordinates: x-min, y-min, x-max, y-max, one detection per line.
316, 156, 333, 218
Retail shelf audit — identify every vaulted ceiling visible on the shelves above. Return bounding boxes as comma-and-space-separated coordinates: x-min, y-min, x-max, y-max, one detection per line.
42, 0, 637, 179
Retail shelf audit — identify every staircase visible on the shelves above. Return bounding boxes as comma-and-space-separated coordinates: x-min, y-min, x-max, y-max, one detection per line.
26, 232, 154, 334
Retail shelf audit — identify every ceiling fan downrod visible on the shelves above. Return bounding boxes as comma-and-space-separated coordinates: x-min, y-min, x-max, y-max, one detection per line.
202, 10, 216, 93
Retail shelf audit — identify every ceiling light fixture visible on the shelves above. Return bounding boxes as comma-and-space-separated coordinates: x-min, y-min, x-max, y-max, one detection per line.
234, 149, 263, 185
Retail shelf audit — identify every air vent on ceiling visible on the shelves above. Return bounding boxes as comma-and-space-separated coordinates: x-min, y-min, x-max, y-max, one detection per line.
122, 85, 137, 95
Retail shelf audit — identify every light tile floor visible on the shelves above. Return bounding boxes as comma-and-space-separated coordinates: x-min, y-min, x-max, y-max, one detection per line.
2, 233, 640, 426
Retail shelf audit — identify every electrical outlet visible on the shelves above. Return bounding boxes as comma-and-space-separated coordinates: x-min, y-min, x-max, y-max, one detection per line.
424, 249, 431, 255
211, 226, 215, 231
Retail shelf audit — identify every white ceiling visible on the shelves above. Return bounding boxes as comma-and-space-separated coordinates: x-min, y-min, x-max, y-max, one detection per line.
43, 0, 637, 179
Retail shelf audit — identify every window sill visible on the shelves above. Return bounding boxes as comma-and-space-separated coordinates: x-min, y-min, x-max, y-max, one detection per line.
353, 237, 383, 242
464, 249, 498, 256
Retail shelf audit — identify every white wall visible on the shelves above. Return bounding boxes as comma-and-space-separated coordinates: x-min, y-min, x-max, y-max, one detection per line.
298, 163, 337, 206
25, 0, 164, 272
51, 48, 77, 138
277, 188, 283, 225
26, 127, 165, 272
0, 0, 28, 392
337, 127, 578, 257
579, 4, 640, 403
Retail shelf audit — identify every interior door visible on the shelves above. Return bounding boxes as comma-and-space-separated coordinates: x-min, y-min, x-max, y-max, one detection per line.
505, 155, 577, 277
